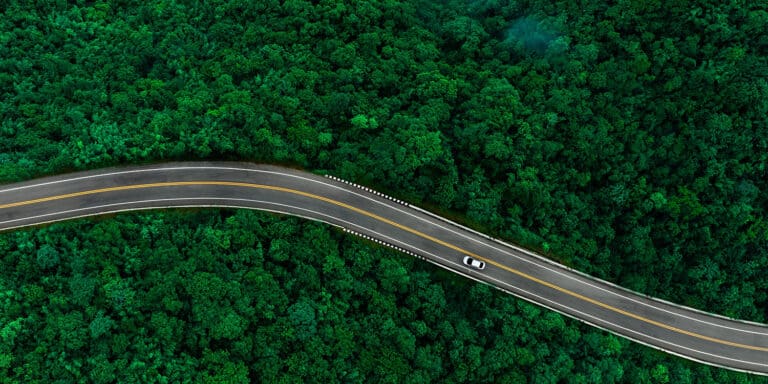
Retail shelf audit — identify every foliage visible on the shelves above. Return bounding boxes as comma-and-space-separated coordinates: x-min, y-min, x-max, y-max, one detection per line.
1, 0, 768, 382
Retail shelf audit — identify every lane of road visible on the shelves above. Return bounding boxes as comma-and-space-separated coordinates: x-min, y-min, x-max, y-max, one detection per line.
0, 162, 766, 374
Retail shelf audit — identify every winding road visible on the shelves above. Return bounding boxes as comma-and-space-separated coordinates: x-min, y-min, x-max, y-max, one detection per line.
0, 162, 766, 375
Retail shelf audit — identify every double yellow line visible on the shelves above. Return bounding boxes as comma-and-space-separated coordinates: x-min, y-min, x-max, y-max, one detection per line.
2, 180, 767, 354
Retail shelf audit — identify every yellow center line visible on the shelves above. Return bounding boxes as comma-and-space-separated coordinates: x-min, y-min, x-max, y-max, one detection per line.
2, 180, 767, 352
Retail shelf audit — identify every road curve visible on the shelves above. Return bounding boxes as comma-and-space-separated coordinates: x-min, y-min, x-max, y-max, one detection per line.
0, 162, 766, 375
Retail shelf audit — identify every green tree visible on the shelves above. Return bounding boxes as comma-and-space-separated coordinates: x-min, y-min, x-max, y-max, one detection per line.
89, 311, 113, 339
287, 299, 317, 342
36, 244, 60, 270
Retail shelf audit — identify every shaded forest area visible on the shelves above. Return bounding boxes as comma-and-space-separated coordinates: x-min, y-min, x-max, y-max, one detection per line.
1, 0, 767, 382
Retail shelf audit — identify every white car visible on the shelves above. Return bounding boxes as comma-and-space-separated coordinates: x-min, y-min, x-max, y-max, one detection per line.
463, 256, 486, 270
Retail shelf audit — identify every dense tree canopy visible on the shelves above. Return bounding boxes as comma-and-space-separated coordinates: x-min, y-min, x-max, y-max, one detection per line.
1, 0, 767, 382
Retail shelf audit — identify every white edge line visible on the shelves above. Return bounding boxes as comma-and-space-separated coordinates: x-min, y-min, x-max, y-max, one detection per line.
2, 165, 767, 334
3, 164, 767, 333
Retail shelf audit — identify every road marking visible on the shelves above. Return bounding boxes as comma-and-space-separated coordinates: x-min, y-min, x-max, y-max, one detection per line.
7, 164, 766, 335
1, 180, 768, 354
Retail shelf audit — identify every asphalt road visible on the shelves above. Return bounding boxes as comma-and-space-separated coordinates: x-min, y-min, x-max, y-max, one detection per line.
1, 162, 766, 374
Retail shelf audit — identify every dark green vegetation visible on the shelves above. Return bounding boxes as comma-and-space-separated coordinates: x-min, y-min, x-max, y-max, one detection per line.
1, 0, 767, 382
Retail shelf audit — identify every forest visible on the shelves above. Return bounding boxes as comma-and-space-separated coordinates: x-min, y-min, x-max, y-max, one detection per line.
1, 0, 767, 382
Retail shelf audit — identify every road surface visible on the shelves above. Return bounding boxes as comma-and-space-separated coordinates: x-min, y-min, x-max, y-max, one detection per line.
0, 162, 766, 374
